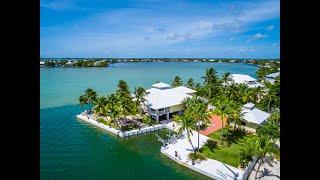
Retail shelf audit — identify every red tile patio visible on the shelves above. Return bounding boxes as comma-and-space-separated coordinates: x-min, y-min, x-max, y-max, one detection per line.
200, 115, 227, 136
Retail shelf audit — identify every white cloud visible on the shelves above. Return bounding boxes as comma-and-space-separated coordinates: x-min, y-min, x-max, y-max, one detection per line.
253, 33, 267, 40
266, 25, 275, 30
41, 0, 280, 57
40, 0, 71, 10
272, 42, 279, 47
166, 33, 191, 40
246, 33, 268, 43
239, 47, 255, 53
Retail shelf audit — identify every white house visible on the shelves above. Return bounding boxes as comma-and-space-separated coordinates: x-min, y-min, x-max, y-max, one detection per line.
241, 103, 270, 129
229, 74, 263, 88
265, 72, 280, 84
40, 61, 45, 65
65, 60, 75, 66
143, 82, 196, 122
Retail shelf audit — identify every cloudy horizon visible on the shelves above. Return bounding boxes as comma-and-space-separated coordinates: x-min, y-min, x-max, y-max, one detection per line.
41, 0, 280, 58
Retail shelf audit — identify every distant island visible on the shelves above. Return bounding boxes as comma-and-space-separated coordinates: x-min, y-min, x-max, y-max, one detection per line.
40, 59, 109, 68
40, 58, 280, 68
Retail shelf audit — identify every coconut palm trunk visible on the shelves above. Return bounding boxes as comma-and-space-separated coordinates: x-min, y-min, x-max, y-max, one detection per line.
220, 116, 224, 143
197, 125, 200, 152
268, 96, 271, 113
187, 130, 196, 153
226, 120, 230, 135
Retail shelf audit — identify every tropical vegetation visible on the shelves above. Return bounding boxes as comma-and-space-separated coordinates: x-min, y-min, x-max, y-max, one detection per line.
79, 80, 148, 131
170, 63, 279, 166
79, 62, 280, 168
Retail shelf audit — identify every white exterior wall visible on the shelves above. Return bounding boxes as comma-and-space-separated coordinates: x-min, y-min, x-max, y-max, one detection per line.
169, 104, 185, 113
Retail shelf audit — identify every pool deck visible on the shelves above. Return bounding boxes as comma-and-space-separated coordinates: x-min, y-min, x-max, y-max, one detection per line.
200, 115, 226, 136
161, 130, 245, 180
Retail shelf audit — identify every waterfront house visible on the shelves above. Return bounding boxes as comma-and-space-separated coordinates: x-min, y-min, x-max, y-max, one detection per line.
229, 74, 263, 88
143, 82, 196, 122
65, 60, 75, 66
241, 103, 270, 129
265, 72, 280, 84
40, 61, 45, 67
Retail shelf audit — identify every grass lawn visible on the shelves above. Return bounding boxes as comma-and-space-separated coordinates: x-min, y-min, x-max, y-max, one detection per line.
200, 128, 258, 167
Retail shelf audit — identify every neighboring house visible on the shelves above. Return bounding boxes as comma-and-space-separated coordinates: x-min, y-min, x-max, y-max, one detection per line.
65, 60, 75, 66
143, 82, 196, 122
40, 61, 45, 67
229, 74, 263, 88
241, 103, 270, 129
265, 72, 280, 84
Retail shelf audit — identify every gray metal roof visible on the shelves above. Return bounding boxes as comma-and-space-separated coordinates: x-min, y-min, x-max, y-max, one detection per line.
266, 72, 280, 78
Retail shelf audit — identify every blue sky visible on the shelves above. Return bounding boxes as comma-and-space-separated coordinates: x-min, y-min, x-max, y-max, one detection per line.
40, 0, 280, 58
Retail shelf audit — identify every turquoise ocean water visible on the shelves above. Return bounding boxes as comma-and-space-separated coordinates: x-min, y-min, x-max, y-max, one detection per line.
40, 62, 257, 179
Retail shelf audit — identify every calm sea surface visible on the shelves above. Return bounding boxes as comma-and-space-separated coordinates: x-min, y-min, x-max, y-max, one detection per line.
40, 62, 257, 179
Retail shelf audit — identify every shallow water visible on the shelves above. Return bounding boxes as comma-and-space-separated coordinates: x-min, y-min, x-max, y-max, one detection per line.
40, 62, 257, 179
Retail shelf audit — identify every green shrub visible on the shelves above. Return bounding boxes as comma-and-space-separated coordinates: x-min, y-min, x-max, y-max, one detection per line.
188, 152, 207, 161
142, 116, 154, 125
97, 118, 108, 125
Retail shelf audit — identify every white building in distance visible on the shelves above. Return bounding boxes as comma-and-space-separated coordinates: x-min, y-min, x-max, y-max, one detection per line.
229, 74, 263, 88
143, 82, 196, 122
241, 103, 270, 129
265, 72, 280, 84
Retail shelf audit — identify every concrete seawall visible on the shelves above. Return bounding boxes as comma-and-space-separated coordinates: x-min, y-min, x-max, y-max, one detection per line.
76, 114, 166, 138
77, 114, 256, 180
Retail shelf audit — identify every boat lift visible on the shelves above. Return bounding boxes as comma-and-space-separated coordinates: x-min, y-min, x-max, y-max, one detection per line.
155, 133, 167, 147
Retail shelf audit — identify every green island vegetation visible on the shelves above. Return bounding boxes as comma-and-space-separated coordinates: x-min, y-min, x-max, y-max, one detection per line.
40, 58, 279, 68
78, 61, 280, 174
42, 59, 109, 68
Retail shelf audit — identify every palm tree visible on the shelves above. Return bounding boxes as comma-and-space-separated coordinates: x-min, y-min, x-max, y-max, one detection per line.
241, 88, 254, 104
239, 139, 257, 168
117, 80, 130, 97
183, 97, 210, 152
256, 67, 269, 82
79, 95, 88, 111
226, 83, 239, 101
255, 136, 280, 179
268, 112, 280, 125
171, 76, 183, 87
251, 86, 264, 103
186, 78, 195, 89
265, 89, 278, 113
79, 88, 97, 113
173, 113, 196, 153
221, 72, 231, 95
115, 80, 136, 119
202, 68, 218, 99
105, 94, 122, 129
212, 98, 231, 143
228, 103, 244, 131
193, 101, 210, 152
134, 87, 146, 115
93, 96, 108, 116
